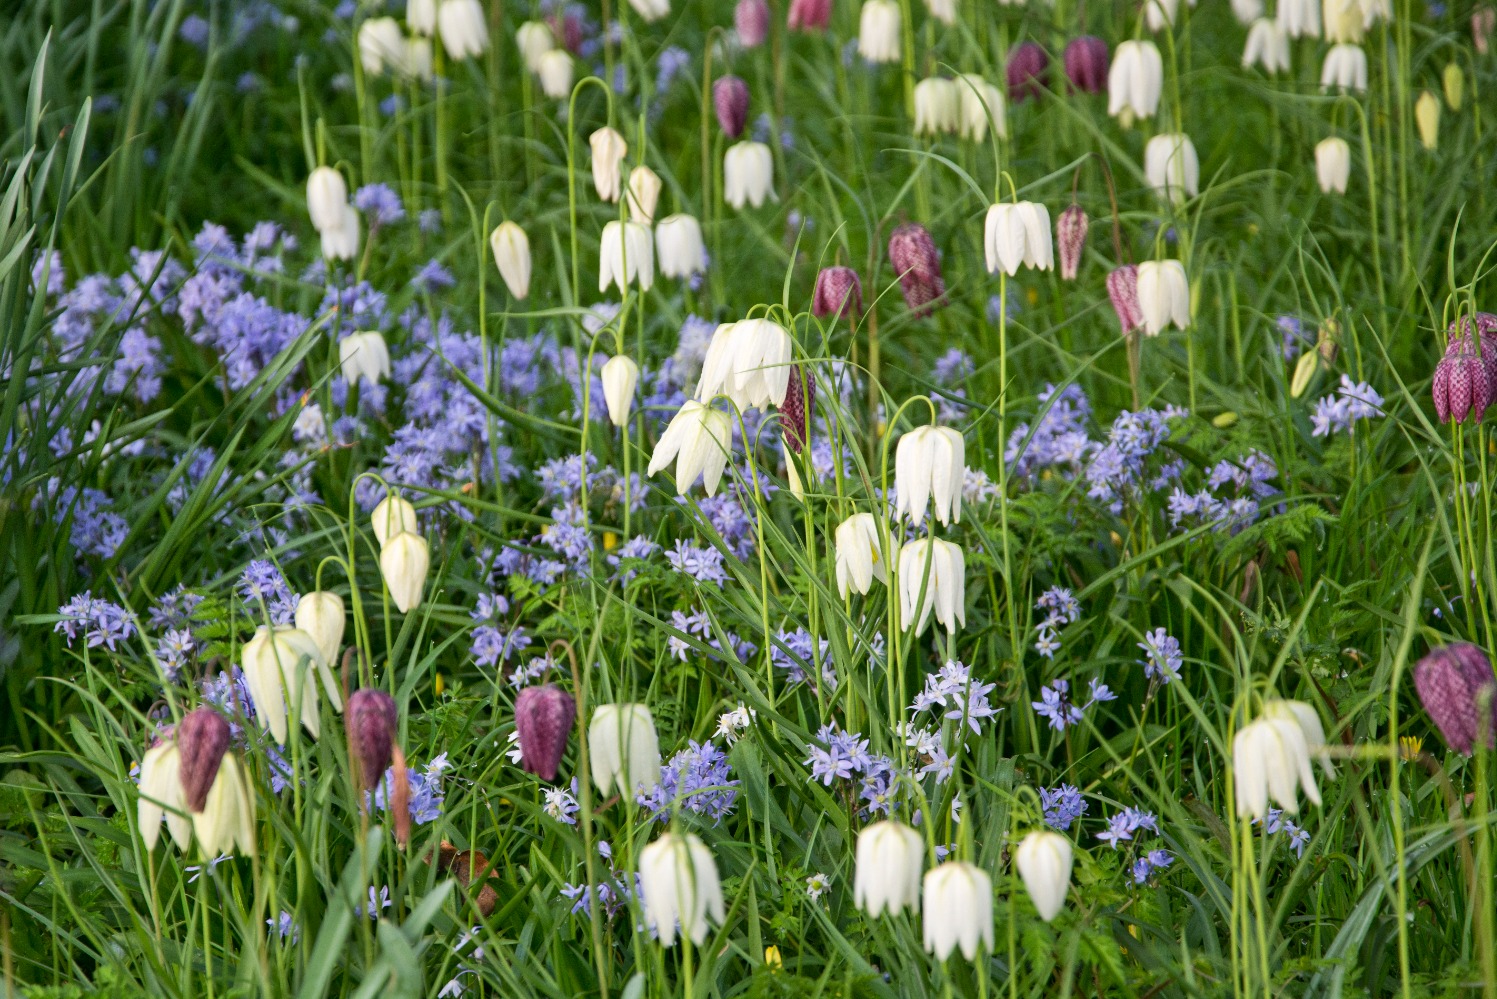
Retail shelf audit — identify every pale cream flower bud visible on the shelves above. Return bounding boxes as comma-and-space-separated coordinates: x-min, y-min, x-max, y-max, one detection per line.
295, 591, 346, 666
490, 221, 532, 299
380, 532, 429, 613
339, 331, 391, 387
601, 354, 640, 427
626, 165, 663, 224
371, 494, 419, 548
437, 0, 489, 60
1415, 89, 1441, 149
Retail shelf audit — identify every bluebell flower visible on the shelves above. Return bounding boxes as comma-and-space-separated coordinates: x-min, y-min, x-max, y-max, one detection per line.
637, 741, 739, 823
55, 592, 135, 649
1138, 628, 1183, 682
1040, 784, 1088, 831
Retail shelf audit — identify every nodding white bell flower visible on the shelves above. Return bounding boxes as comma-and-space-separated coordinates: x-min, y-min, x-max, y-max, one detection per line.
627, 0, 671, 22
984, 202, 1053, 276
914, 77, 960, 136
405, 37, 434, 81
894, 424, 965, 527
1276, 0, 1321, 36
588, 704, 662, 796
241, 626, 335, 744
138, 741, 190, 850
924, 0, 957, 25
638, 832, 725, 947
601, 354, 640, 427
1135, 260, 1190, 335
1323, 0, 1364, 42
956, 74, 1006, 141
537, 48, 574, 98
855, 821, 923, 916
359, 17, 408, 76
898, 537, 966, 634
490, 221, 531, 299
380, 531, 429, 613
516, 20, 555, 73
1144, 133, 1199, 205
1320, 43, 1367, 92
294, 591, 346, 665
320, 203, 360, 262
307, 166, 349, 234
407, 0, 437, 35
723, 141, 775, 210
1242, 19, 1290, 73
648, 400, 734, 496
371, 494, 419, 547
655, 214, 707, 279
626, 165, 663, 224
589, 127, 629, 202
599, 220, 655, 294
1415, 89, 1441, 149
338, 331, 391, 387
1314, 137, 1351, 193
1145, 0, 1180, 32
922, 862, 993, 960
857, 0, 902, 63
1107, 41, 1163, 125
1014, 831, 1073, 922
194, 753, 256, 856
835, 512, 890, 598
1233, 714, 1322, 819
1231, 0, 1264, 23
437, 0, 489, 59
1263, 699, 1335, 778
695, 318, 794, 410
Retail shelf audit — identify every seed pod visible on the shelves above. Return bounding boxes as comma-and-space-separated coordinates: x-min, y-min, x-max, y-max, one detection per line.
177, 708, 232, 814
780, 367, 816, 454
515, 684, 577, 782
346, 688, 399, 791
888, 223, 945, 315
713, 76, 751, 139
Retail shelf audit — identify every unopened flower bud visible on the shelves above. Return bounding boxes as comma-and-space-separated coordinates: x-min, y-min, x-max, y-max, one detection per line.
1415, 90, 1440, 150
380, 531, 430, 613
1006, 42, 1050, 103
1064, 36, 1109, 93
1413, 643, 1497, 755
177, 708, 232, 813
780, 367, 815, 453
1055, 204, 1088, 280
515, 684, 577, 781
347, 688, 399, 791
1443, 62, 1464, 110
1106, 264, 1143, 335
812, 266, 862, 321
371, 494, 419, 548
713, 76, 751, 139
601, 354, 640, 427
888, 222, 945, 315
491, 221, 532, 299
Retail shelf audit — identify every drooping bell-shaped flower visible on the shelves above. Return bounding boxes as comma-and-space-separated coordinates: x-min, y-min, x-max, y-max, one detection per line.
628, 0, 671, 21
638, 832, 726, 946
1006, 41, 1049, 102
834, 512, 889, 598
307, 166, 348, 234
1242, 18, 1290, 73
648, 400, 734, 496
1276, 0, 1322, 37
339, 331, 391, 387
1014, 830, 1073, 922
1145, 0, 1180, 32
1314, 137, 1350, 193
713, 76, 751, 139
983, 202, 1053, 276
922, 862, 993, 960
1144, 133, 1199, 205
380, 531, 430, 613
854, 820, 923, 916
736, 0, 771, 46
696, 318, 794, 409
437, 0, 489, 60
408, 0, 437, 35
1320, 43, 1367, 92
359, 18, 408, 76
514, 683, 576, 781
857, 0, 901, 63
888, 222, 945, 314
898, 537, 966, 634
788, 0, 833, 30
1063, 36, 1109, 93
1107, 40, 1162, 125
1136, 259, 1190, 335
294, 591, 346, 665
1432, 333, 1497, 425
895, 424, 965, 526
779, 366, 815, 453
599, 220, 655, 293
724, 141, 776, 209
914, 77, 960, 136
956, 74, 1005, 141
655, 214, 707, 279
242, 626, 338, 743
588, 703, 662, 796
626, 165, 663, 223
1232, 714, 1322, 819
1413, 643, 1497, 755
516, 20, 555, 72
1415, 90, 1441, 150
371, 494, 419, 548
812, 266, 862, 321
138, 736, 190, 850
537, 49, 575, 98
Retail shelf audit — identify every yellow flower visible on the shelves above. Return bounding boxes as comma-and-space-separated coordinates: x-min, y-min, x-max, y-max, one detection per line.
435, 672, 445, 696
1399, 735, 1423, 760
764, 945, 783, 969
603, 531, 619, 552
